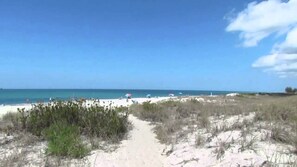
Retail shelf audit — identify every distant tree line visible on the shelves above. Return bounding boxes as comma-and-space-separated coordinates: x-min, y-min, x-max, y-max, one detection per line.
285, 87, 297, 94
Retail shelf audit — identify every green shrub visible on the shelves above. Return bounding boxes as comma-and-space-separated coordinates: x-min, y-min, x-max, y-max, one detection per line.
43, 122, 89, 158
10, 100, 130, 158
18, 100, 129, 140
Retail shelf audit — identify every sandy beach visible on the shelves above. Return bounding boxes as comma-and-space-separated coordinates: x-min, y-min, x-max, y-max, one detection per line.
0, 104, 32, 118
2, 0, 297, 166
0, 97, 172, 117
89, 115, 166, 167
0, 96, 172, 167
1, 95, 297, 167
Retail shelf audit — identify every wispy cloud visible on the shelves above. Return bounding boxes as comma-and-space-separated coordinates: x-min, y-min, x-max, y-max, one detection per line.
226, 0, 297, 77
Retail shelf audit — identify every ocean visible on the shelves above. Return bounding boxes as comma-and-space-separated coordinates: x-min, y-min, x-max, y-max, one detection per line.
0, 89, 240, 105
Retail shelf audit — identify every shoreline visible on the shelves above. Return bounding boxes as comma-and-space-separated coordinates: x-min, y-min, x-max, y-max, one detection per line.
1, 94, 297, 166
0, 95, 177, 106
0, 94, 237, 118
0, 96, 176, 117
0, 89, 245, 106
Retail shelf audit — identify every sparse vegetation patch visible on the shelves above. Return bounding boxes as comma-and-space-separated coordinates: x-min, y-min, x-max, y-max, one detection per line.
1, 100, 129, 159
131, 95, 297, 165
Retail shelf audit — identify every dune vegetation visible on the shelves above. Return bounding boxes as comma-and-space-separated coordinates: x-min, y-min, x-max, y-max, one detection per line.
0, 100, 129, 165
131, 95, 297, 166
1, 95, 297, 166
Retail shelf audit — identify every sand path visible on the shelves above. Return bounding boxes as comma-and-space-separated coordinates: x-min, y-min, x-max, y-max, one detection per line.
90, 115, 166, 167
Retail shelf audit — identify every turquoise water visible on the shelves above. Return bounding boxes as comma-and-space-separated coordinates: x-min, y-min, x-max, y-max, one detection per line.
0, 89, 240, 105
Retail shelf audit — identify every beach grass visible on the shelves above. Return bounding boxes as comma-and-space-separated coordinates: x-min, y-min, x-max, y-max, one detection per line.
1, 95, 297, 165
1, 100, 129, 158
43, 122, 89, 158
131, 95, 297, 164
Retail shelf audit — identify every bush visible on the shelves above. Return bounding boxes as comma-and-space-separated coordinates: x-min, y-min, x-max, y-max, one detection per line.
18, 100, 129, 140
8, 100, 130, 158
131, 101, 169, 122
44, 122, 89, 158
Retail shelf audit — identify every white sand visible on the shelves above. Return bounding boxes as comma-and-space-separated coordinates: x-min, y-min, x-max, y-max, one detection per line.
89, 115, 166, 167
86, 97, 172, 107
1, 96, 296, 167
0, 104, 32, 118
0, 97, 171, 167
0, 97, 173, 118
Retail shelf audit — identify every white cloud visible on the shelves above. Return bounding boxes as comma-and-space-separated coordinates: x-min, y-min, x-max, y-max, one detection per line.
253, 53, 297, 67
226, 0, 297, 47
252, 53, 297, 77
276, 26, 297, 53
226, 0, 297, 77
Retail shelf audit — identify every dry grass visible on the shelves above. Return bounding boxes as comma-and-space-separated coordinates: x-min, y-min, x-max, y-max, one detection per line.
213, 141, 231, 160
2, 95, 296, 165
195, 134, 205, 147
131, 100, 201, 144
239, 135, 257, 152
1, 148, 30, 167
197, 111, 210, 129
0, 131, 42, 167
271, 126, 291, 144
131, 94, 297, 164
132, 95, 297, 141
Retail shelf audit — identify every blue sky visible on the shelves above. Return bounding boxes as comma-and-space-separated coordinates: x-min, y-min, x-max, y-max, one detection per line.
0, 0, 296, 92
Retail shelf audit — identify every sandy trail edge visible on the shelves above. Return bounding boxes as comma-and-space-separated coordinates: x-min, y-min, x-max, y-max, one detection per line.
88, 115, 166, 167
